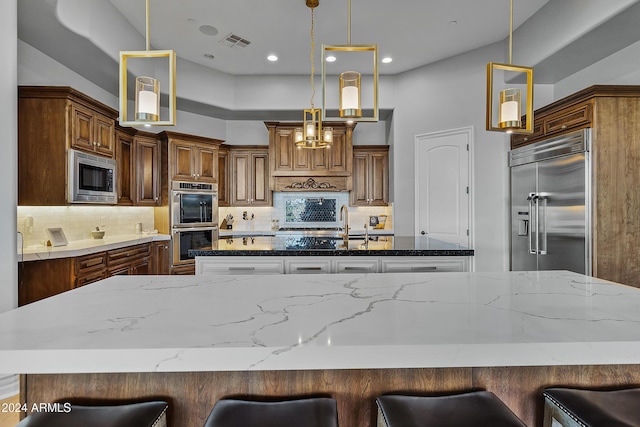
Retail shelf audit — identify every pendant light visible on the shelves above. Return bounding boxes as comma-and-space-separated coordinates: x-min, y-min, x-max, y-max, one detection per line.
295, 0, 333, 149
486, 0, 533, 134
119, 0, 176, 126
322, 0, 378, 122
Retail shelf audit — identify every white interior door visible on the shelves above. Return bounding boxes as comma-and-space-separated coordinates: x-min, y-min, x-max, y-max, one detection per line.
415, 127, 472, 246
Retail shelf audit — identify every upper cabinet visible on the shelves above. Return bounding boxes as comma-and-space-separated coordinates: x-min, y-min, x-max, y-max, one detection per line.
161, 132, 223, 183
115, 128, 135, 206
230, 146, 271, 206
18, 86, 119, 206
217, 145, 230, 207
70, 103, 115, 157
266, 121, 355, 192
351, 146, 389, 206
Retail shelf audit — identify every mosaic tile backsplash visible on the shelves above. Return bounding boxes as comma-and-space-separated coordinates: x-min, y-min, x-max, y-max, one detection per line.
285, 198, 337, 223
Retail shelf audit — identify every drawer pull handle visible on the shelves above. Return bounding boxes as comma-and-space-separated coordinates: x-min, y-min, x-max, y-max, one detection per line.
295, 267, 323, 271
228, 267, 255, 271
410, 266, 437, 272
344, 267, 371, 271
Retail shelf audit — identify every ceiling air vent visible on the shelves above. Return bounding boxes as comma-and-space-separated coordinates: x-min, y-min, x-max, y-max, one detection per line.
220, 33, 251, 48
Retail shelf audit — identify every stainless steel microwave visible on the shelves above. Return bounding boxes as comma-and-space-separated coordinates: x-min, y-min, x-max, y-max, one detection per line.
68, 148, 117, 204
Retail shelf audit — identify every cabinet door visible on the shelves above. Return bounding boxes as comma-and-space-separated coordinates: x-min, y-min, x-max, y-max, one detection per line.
368, 152, 389, 206
70, 103, 95, 152
115, 131, 134, 206
135, 136, 161, 206
196, 144, 218, 182
94, 112, 115, 157
218, 148, 230, 206
171, 142, 196, 181
231, 151, 251, 205
351, 152, 369, 205
151, 241, 171, 274
328, 128, 349, 173
131, 257, 151, 275
272, 128, 295, 172
251, 152, 271, 206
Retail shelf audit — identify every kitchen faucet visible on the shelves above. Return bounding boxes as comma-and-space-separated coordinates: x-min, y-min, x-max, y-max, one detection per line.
339, 204, 350, 244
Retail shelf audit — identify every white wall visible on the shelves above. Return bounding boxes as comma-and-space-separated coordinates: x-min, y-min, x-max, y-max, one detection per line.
392, 42, 509, 271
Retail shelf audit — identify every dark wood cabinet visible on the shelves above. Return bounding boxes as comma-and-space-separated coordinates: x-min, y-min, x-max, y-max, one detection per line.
115, 129, 135, 206
70, 102, 115, 157
161, 132, 223, 183
19, 241, 170, 305
18, 86, 119, 205
351, 146, 389, 206
230, 147, 271, 206
266, 121, 355, 192
218, 145, 230, 207
134, 133, 161, 206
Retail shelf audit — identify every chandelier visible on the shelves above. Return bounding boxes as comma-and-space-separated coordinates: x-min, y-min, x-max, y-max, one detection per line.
295, 0, 333, 149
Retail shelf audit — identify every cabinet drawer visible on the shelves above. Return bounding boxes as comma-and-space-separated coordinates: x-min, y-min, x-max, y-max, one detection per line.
108, 244, 151, 266
334, 259, 379, 274
75, 269, 107, 287
380, 259, 465, 273
544, 102, 592, 135
197, 260, 285, 275
510, 122, 544, 148
286, 259, 332, 274
75, 252, 107, 275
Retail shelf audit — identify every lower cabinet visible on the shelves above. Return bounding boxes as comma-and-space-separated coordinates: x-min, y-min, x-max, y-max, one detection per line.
19, 240, 171, 306
196, 256, 469, 275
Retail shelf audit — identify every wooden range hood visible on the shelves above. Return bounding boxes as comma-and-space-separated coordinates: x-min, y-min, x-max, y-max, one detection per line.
266, 121, 356, 192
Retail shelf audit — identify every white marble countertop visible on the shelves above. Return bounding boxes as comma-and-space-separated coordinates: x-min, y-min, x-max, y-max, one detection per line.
1, 270, 640, 374
19, 233, 171, 262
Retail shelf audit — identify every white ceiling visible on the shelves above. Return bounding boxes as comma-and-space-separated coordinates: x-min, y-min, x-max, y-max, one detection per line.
108, 0, 552, 76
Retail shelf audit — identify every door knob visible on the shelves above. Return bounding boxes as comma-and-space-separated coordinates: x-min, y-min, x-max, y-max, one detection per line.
421, 231, 426, 235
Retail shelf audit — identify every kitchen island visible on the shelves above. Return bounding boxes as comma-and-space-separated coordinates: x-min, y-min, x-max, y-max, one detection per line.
2, 271, 640, 426
192, 235, 474, 274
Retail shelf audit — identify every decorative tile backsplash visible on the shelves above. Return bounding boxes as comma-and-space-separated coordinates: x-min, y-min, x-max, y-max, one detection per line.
285, 197, 337, 224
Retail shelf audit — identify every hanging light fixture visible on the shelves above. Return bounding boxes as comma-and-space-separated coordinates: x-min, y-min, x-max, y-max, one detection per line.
296, 0, 333, 149
322, 0, 378, 122
486, 0, 533, 134
119, 0, 176, 126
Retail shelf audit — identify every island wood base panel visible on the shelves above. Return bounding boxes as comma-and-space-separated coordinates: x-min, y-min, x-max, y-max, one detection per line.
24, 365, 640, 427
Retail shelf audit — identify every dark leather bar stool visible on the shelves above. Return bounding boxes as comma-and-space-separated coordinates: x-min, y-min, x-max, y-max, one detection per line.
202, 397, 338, 427
16, 400, 168, 427
376, 391, 526, 427
543, 387, 640, 427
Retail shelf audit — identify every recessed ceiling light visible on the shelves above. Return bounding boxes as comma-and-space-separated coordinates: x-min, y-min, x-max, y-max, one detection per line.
449, 20, 458, 26
203, 53, 215, 60
187, 18, 197, 24
326, 56, 337, 62
267, 54, 278, 62
199, 25, 219, 36
382, 57, 393, 64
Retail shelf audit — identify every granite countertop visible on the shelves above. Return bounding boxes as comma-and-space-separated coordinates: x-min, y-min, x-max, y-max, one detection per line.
191, 235, 473, 257
1, 271, 640, 374
19, 233, 171, 262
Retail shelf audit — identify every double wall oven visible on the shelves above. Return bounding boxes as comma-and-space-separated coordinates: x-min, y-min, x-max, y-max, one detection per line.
171, 181, 219, 266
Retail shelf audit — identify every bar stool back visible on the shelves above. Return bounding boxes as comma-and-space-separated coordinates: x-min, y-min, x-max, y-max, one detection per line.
203, 397, 338, 427
15, 401, 168, 427
376, 391, 526, 427
543, 387, 640, 427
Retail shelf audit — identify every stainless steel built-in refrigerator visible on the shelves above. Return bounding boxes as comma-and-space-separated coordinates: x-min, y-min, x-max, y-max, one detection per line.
509, 129, 591, 274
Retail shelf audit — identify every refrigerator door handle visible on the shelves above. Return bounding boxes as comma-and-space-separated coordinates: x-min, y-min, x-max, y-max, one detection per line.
539, 195, 548, 255
527, 193, 538, 254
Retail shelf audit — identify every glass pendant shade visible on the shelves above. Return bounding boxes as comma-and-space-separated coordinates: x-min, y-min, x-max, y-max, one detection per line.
499, 88, 521, 130
298, 108, 332, 149
340, 71, 361, 118
294, 127, 304, 143
135, 76, 160, 121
